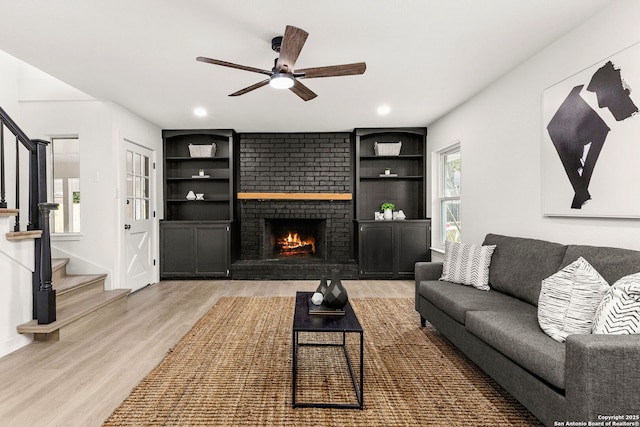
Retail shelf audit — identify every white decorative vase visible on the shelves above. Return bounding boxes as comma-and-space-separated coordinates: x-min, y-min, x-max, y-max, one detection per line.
186, 190, 196, 200
383, 208, 393, 220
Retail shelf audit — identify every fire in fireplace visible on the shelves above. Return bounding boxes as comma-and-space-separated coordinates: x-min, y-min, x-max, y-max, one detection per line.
263, 218, 326, 260
275, 231, 316, 256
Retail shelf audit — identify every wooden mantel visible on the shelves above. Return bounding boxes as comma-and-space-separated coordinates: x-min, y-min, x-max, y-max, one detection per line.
237, 192, 352, 201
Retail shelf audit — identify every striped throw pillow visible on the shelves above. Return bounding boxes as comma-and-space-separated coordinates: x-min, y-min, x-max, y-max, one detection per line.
538, 257, 609, 342
440, 241, 496, 291
592, 272, 640, 334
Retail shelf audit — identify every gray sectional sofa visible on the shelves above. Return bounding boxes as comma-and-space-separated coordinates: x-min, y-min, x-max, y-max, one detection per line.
414, 234, 640, 426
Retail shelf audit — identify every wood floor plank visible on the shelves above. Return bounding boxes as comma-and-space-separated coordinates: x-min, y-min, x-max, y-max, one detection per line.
0, 279, 414, 427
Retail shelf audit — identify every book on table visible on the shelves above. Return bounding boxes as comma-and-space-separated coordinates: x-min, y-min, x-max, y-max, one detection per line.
308, 297, 345, 316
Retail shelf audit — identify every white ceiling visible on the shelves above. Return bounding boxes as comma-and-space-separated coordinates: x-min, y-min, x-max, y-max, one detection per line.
0, 0, 614, 132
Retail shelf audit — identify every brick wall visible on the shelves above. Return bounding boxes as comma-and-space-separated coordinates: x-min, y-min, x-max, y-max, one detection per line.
238, 132, 354, 261
239, 133, 351, 193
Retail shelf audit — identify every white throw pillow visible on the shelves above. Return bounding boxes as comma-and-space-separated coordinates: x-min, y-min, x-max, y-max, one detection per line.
592, 272, 640, 334
440, 241, 496, 291
538, 257, 609, 342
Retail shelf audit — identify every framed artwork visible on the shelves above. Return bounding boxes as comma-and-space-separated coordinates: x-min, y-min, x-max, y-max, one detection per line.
542, 42, 640, 217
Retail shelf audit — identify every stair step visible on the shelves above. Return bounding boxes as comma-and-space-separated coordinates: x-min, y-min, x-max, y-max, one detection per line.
0, 208, 20, 217
17, 288, 130, 340
55, 274, 107, 302
52, 258, 70, 281
5, 230, 42, 241
51, 258, 69, 276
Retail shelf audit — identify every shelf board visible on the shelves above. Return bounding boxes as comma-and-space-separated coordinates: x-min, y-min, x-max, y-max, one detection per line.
237, 192, 352, 201
360, 154, 423, 160
167, 197, 230, 202
165, 156, 230, 161
360, 175, 424, 180
166, 177, 229, 181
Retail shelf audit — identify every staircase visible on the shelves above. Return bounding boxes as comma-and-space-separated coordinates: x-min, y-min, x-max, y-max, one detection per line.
17, 258, 130, 341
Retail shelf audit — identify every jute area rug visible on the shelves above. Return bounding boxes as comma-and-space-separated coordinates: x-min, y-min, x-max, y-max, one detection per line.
104, 297, 541, 426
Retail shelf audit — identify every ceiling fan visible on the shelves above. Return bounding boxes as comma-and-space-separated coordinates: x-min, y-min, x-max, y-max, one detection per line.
196, 25, 366, 101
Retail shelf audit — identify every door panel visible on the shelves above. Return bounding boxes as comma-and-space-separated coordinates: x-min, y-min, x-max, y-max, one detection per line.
359, 223, 394, 277
160, 224, 194, 275
195, 225, 229, 276
397, 224, 429, 276
123, 141, 155, 291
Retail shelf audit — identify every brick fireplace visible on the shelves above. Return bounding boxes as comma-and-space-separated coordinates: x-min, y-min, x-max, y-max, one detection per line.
231, 132, 358, 279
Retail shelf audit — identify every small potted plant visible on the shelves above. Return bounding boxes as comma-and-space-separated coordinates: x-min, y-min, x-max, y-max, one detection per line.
380, 202, 395, 220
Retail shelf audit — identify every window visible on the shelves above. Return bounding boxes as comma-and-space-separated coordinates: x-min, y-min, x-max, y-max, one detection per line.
439, 145, 461, 243
51, 137, 81, 233
126, 149, 150, 221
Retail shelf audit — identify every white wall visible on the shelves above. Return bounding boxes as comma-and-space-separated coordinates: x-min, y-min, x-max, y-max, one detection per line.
0, 217, 34, 356
0, 51, 33, 357
428, 0, 640, 252
19, 100, 162, 290
0, 49, 161, 357
16, 56, 162, 290
0, 51, 20, 118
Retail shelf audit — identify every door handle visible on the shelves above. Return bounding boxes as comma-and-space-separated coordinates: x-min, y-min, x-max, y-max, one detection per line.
124, 224, 131, 230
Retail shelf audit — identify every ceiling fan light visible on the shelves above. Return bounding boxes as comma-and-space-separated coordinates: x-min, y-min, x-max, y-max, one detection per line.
270, 73, 294, 89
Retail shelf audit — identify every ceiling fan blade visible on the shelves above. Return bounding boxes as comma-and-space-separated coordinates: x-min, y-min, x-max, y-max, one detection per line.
296, 62, 367, 79
196, 57, 272, 76
276, 25, 309, 73
229, 79, 270, 97
289, 79, 317, 101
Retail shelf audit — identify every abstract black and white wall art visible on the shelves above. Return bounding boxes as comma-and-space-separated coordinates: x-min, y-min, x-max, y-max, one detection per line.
542, 43, 640, 217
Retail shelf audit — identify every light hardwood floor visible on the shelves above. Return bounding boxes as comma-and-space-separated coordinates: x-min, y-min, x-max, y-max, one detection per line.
0, 279, 414, 427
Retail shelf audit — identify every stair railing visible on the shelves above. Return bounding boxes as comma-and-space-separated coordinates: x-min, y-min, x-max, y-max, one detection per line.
0, 105, 56, 324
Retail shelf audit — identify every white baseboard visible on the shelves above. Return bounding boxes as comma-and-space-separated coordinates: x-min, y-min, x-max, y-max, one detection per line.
0, 334, 33, 359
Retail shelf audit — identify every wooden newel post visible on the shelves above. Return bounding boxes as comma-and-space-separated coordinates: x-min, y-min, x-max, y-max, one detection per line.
36, 202, 59, 324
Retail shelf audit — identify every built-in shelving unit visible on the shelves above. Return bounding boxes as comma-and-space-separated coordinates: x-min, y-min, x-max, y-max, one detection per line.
353, 127, 430, 278
354, 128, 427, 220
160, 129, 238, 278
163, 130, 236, 221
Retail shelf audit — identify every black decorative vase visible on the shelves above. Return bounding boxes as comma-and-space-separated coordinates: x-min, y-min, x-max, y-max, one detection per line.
316, 277, 329, 295
323, 270, 348, 309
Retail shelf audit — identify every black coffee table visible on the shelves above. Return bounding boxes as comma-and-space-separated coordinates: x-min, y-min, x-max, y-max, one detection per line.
292, 291, 363, 409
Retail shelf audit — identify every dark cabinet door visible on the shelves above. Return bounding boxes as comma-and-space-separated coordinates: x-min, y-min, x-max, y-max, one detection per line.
160, 221, 230, 278
359, 223, 394, 277
396, 223, 429, 277
357, 220, 430, 278
195, 224, 230, 276
160, 223, 195, 276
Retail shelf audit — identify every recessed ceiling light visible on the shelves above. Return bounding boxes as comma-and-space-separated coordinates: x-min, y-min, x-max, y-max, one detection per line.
193, 107, 207, 117
377, 105, 391, 115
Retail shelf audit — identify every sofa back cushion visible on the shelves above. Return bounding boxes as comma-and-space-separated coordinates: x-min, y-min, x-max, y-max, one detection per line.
482, 234, 567, 306
560, 245, 640, 285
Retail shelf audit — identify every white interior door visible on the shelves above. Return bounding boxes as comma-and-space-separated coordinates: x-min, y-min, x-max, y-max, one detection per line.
123, 141, 155, 292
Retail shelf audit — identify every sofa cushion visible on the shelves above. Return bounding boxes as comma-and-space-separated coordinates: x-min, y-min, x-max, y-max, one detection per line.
538, 257, 609, 342
466, 309, 566, 390
482, 234, 567, 306
592, 272, 640, 334
560, 244, 640, 285
418, 280, 533, 325
440, 241, 496, 290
